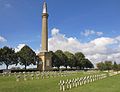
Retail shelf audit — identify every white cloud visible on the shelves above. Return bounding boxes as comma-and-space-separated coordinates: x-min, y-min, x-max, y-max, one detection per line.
96, 32, 103, 36
51, 28, 59, 36
15, 44, 26, 52
81, 29, 103, 36
90, 37, 115, 46
34, 49, 40, 55
49, 28, 120, 65
0, 36, 7, 43
115, 35, 120, 42
15, 44, 40, 55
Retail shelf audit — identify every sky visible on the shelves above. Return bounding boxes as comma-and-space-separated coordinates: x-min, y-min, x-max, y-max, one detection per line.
0, 0, 120, 69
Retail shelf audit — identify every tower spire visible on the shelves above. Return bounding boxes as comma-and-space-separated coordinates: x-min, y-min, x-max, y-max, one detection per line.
43, 0, 47, 14
41, 0, 48, 52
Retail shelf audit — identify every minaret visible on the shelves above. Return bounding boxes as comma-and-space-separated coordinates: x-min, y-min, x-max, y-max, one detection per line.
41, 1, 48, 52
38, 1, 52, 71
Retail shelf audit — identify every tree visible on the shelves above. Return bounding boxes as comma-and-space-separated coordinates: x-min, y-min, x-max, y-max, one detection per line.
113, 61, 119, 71
97, 62, 106, 71
75, 52, 85, 69
17, 45, 37, 70
52, 52, 61, 70
97, 61, 113, 71
54, 50, 68, 70
0, 46, 18, 69
63, 53, 68, 70
118, 64, 120, 71
64, 51, 76, 69
0, 48, 3, 65
83, 59, 94, 69
104, 61, 112, 71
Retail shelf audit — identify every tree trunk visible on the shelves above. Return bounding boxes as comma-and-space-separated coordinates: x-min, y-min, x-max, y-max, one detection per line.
6, 65, 9, 70
25, 65, 27, 70
76, 66, 77, 70
65, 66, 67, 70
57, 67, 60, 70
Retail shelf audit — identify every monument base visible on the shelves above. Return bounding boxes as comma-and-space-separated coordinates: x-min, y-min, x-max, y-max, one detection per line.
38, 52, 52, 71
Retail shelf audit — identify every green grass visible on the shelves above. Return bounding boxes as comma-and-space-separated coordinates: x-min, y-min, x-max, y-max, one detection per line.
0, 72, 119, 92
66, 74, 120, 92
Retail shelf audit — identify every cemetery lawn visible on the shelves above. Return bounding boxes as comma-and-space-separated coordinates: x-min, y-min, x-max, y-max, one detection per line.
0, 72, 119, 92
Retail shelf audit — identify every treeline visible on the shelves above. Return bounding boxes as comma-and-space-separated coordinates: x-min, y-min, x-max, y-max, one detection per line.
49, 50, 94, 70
0, 46, 38, 70
97, 61, 120, 71
0, 45, 94, 70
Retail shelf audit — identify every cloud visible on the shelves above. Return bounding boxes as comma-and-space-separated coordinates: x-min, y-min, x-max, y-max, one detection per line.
96, 32, 103, 36
0, 36, 7, 43
81, 29, 103, 36
115, 36, 120, 42
15, 44, 40, 55
4, 3, 12, 8
90, 37, 116, 46
0, 0, 12, 8
34, 49, 40, 55
51, 28, 59, 36
15, 44, 26, 52
48, 28, 120, 65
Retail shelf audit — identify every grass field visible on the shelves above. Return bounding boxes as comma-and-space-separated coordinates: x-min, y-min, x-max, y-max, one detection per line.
0, 72, 119, 92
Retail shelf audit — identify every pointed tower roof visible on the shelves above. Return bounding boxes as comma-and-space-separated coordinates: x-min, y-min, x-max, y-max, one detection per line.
42, 1, 47, 14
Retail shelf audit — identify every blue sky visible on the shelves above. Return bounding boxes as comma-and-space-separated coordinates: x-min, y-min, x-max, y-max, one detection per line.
0, 0, 120, 68
0, 0, 120, 49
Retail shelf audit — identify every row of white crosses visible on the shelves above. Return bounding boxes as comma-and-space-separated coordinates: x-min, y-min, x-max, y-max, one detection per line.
0, 72, 24, 77
15, 71, 78, 82
0, 70, 79, 77
16, 72, 41, 82
40, 71, 68, 79
108, 71, 120, 76
58, 74, 107, 91
1, 72, 12, 77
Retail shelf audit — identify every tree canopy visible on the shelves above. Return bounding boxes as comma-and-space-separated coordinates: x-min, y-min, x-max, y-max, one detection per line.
0, 45, 94, 70
75, 52, 85, 69
97, 61, 116, 71
0, 46, 18, 69
49, 51, 94, 70
64, 51, 76, 69
17, 45, 37, 70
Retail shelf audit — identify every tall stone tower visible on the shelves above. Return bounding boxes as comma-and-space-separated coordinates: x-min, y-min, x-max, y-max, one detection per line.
41, 1, 48, 52
38, 1, 52, 71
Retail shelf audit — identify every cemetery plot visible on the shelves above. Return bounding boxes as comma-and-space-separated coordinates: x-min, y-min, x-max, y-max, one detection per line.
58, 74, 107, 91
0, 71, 120, 92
